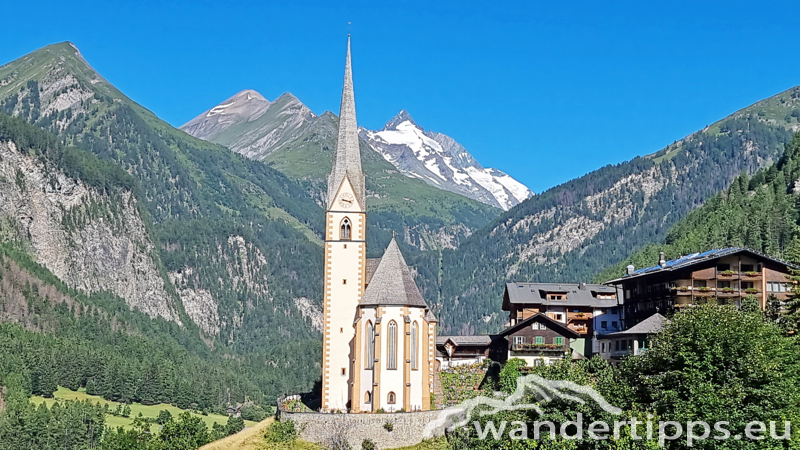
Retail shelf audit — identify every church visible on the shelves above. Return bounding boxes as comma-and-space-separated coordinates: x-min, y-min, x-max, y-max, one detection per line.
321, 37, 438, 413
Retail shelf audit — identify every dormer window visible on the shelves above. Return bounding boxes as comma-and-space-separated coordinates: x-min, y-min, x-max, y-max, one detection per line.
340, 217, 352, 240
547, 293, 566, 301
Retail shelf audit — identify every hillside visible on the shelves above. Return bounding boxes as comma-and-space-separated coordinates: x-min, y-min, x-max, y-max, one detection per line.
0, 42, 323, 398
181, 90, 501, 251
596, 132, 800, 282
432, 86, 800, 334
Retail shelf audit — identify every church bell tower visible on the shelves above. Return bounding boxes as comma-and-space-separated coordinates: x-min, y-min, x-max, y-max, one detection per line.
321, 36, 367, 412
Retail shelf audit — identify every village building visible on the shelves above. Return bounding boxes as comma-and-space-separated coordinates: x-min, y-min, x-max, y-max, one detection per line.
492, 313, 581, 366
320, 37, 438, 413
605, 247, 798, 329
502, 282, 621, 358
435, 335, 493, 369
597, 313, 667, 361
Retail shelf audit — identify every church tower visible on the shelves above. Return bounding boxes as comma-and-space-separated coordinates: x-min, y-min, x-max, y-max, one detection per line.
321, 36, 367, 412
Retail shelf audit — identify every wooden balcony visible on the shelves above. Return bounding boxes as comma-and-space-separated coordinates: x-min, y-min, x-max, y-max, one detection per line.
568, 324, 589, 335
567, 311, 592, 321
511, 343, 569, 354
741, 272, 763, 282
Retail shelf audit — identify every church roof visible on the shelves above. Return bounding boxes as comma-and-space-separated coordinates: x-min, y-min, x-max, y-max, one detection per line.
360, 238, 429, 308
366, 258, 381, 285
327, 36, 365, 209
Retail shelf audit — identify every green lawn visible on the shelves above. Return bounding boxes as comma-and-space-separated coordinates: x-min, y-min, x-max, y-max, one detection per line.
31, 386, 256, 431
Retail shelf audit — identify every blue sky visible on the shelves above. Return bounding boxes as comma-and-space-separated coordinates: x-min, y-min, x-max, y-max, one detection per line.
1, 0, 799, 193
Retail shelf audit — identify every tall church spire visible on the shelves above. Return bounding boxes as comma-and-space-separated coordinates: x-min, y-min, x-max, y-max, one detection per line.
327, 35, 365, 209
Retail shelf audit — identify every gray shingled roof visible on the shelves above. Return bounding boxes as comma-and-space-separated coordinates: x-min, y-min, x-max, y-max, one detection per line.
366, 258, 381, 285
360, 238, 429, 308
607, 313, 667, 337
425, 309, 438, 323
436, 335, 492, 346
503, 282, 619, 309
327, 36, 366, 209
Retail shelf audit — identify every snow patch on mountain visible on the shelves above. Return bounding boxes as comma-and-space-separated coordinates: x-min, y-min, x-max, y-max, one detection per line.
361, 111, 533, 210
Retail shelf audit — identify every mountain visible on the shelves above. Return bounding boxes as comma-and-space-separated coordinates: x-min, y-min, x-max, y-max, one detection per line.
360, 110, 533, 210
0, 42, 324, 400
431, 85, 800, 334
594, 133, 800, 284
181, 90, 500, 251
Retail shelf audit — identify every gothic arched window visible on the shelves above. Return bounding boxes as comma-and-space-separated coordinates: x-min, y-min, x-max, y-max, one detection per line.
387, 392, 396, 404
340, 217, 351, 240
387, 320, 398, 370
366, 321, 375, 370
411, 321, 419, 370
365, 391, 372, 404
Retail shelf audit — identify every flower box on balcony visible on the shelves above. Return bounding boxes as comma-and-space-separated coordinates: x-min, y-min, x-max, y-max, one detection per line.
678, 286, 689, 292
697, 287, 711, 292
744, 271, 760, 277
721, 287, 735, 293
719, 270, 736, 276
744, 288, 760, 294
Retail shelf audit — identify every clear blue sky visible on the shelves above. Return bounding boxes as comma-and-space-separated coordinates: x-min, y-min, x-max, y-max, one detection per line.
1, 0, 799, 193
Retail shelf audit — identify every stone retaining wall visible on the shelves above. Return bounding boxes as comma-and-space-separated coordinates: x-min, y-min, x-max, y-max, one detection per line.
277, 395, 446, 449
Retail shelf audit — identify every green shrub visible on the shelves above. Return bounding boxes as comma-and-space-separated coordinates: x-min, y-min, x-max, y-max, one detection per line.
264, 419, 298, 443
383, 421, 394, 432
361, 438, 376, 450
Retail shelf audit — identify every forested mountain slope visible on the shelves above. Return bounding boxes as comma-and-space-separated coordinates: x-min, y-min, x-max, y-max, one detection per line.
182, 91, 500, 252
433, 87, 800, 334
596, 132, 800, 282
0, 113, 300, 414
0, 42, 323, 396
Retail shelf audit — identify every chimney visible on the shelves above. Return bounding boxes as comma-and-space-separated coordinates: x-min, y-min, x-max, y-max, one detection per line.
659, 251, 667, 268
626, 264, 635, 275
579, 282, 586, 290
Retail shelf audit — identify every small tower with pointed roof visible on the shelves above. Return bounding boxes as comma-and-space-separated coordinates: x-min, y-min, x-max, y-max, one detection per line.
321, 37, 437, 413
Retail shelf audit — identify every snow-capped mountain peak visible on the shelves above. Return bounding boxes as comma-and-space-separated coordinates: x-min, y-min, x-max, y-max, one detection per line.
361, 111, 533, 210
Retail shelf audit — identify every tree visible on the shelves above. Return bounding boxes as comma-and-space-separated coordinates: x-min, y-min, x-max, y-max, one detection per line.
620, 305, 800, 449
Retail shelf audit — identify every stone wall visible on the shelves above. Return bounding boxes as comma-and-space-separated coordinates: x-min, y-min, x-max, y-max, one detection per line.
277, 395, 446, 449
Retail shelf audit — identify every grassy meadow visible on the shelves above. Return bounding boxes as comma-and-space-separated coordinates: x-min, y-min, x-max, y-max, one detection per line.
31, 386, 256, 431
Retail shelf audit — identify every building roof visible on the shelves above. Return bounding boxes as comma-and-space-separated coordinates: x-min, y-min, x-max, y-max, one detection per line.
360, 238, 429, 308
327, 36, 366, 209
606, 313, 667, 337
496, 313, 580, 339
425, 309, 438, 323
502, 282, 619, 310
605, 247, 800, 284
436, 335, 493, 346
366, 258, 381, 285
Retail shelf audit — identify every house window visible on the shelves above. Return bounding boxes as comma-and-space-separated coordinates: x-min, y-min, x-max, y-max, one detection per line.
387, 392, 396, 404
741, 264, 755, 272
601, 343, 606, 352
343, 279, 347, 285
742, 281, 754, 289
341, 368, 346, 376
340, 217, 352, 240
387, 321, 398, 369
601, 321, 608, 329
717, 280, 731, 289
615, 340, 620, 351
693, 280, 707, 288
554, 337, 563, 345
535, 336, 544, 345
513, 336, 525, 346
717, 263, 730, 272
611, 321, 618, 329
553, 313, 563, 321
366, 321, 375, 369
547, 294, 565, 300
365, 391, 371, 404
411, 322, 419, 370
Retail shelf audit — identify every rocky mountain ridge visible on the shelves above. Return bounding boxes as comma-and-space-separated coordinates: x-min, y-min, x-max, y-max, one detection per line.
361, 110, 533, 210
181, 91, 530, 210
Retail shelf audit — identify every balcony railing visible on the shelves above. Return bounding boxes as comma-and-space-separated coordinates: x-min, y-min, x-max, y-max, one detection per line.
567, 312, 592, 321
512, 343, 569, 353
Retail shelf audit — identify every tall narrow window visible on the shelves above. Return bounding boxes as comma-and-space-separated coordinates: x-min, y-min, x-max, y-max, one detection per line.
387, 392, 396, 404
340, 217, 351, 240
388, 321, 398, 369
411, 322, 419, 370
365, 391, 371, 404
366, 321, 375, 369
